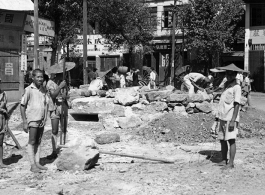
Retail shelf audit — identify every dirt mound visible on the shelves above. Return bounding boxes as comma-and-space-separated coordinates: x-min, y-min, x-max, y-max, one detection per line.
137, 108, 265, 144
238, 107, 265, 138
138, 112, 215, 144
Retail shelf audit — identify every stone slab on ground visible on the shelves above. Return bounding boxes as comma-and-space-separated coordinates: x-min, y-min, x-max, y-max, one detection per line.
114, 87, 140, 106
71, 97, 115, 114
95, 133, 120, 145
145, 90, 172, 102
56, 146, 99, 171
150, 101, 168, 112
168, 93, 188, 103
118, 116, 143, 129
195, 101, 212, 113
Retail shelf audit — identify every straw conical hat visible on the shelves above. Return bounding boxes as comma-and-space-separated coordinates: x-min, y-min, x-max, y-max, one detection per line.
210, 68, 226, 73
217, 63, 244, 72
47, 62, 76, 74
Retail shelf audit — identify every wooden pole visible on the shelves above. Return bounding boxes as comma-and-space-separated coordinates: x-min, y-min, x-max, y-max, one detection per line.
83, 0, 88, 84
171, 0, 177, 86
34, 0, 39, 69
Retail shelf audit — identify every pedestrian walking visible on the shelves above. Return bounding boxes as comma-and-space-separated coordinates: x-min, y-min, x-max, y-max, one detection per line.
20, 69, 49, 173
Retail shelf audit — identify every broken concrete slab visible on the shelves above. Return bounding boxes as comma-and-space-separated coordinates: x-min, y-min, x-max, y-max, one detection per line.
95, 133, 120, 145
195, 101, 212, 113
114, 87, 140, 106
72, 97, 115, 114
150, 101, 168, 112
56, 146, 99, 171
145, 90, 172, 102
168, 94, 188, 103
118, 116, 142, 129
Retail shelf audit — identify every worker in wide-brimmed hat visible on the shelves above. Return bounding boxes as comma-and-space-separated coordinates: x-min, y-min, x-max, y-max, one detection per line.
214, 63, 243, 170
46, 61, 75, 160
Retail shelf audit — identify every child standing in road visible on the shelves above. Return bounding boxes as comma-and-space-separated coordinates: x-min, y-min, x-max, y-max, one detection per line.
216, 65, 241, 169
20, 69, 49, 173
0, 81, 8, 168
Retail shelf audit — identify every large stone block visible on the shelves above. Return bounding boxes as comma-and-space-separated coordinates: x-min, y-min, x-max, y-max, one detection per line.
95, 133, 120, 145
145, 90, 172, 102
118, 116, 143, 129
72, 97, 115, 114
150, 101, 168, 112
188, 94, 204, 103
168, 93, 188, 103
56, 146, 99, 171
195, 101, 212, 113
114, 87, 140, 106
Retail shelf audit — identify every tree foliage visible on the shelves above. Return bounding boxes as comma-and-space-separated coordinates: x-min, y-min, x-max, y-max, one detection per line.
180, 0, 244, 67
35, 0, 83, 64
88, 0, 156, 51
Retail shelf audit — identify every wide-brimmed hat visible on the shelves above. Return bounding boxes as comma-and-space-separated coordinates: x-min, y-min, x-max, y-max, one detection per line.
210, 68, 226, 73
217, 63, 245, 72
47, 61, 76, 74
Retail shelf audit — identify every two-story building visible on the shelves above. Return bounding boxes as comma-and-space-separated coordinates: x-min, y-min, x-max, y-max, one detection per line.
244, 0, 265, 91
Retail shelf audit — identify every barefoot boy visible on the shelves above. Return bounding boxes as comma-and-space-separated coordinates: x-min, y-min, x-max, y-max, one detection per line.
217, 64, 242, 169
20, 69, 48, 173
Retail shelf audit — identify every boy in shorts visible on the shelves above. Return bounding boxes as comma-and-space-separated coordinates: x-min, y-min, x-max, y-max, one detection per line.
20, 69, 49, 173
46, 73, 67, 160
217, 69, 241, 169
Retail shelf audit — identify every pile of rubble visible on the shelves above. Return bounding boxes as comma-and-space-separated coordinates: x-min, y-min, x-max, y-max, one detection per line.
70, 86, 216, 132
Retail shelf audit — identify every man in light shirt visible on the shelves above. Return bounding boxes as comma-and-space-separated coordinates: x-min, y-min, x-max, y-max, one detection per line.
183, 72, 212, 96
148, 67, 156, 89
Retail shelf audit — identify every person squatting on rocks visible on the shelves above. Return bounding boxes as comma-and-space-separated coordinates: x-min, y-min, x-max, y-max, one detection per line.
46, 73, 68, 160
183, 72, 213, 96
148, 67, 156, 89
20, 69, 49, 173
216, 69, 241, 170
0, 82, 8, 168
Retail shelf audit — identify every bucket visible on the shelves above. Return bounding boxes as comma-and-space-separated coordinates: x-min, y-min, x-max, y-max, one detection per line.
118, 66, 128, 74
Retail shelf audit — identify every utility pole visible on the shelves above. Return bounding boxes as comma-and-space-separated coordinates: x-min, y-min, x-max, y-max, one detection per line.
171, 0, 177, 86
83, 0, 88, 84
34, 0, 39, 69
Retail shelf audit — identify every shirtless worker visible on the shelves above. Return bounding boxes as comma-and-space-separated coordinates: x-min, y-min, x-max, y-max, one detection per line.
20, 69, 49, 173
216, 64, 242, 169
46, 73, 67, 160
45, 61, 75, 160
183, 72, 213, 96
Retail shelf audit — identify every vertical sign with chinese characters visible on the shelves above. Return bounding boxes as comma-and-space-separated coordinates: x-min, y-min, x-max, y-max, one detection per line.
21, 34, 27, 71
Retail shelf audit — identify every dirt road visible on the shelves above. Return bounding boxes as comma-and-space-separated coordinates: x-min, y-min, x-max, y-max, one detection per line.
1, 107, 265, 195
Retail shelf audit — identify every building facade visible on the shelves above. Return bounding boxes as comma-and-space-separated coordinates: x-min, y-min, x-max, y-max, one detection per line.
144, 0, 189, 85
244, 0, 265, 91
0, 0, 34, 101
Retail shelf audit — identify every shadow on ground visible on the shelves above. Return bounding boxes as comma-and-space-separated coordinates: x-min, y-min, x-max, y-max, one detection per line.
199, 150, 223, 163
3, 154, 23, 165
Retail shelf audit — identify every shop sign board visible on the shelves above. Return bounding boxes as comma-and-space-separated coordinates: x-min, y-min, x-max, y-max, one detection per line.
0, 29, 20, 50
24, 15, 55, 37
5, 63, 13, 75
0, 11, 25, 29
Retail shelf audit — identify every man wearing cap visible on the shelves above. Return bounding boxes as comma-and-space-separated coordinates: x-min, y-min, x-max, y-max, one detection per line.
183, 72, 212, 96
216, 63, 242, 170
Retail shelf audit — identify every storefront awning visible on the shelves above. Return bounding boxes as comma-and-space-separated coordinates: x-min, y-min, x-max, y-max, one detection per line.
0, 0, 34, 11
